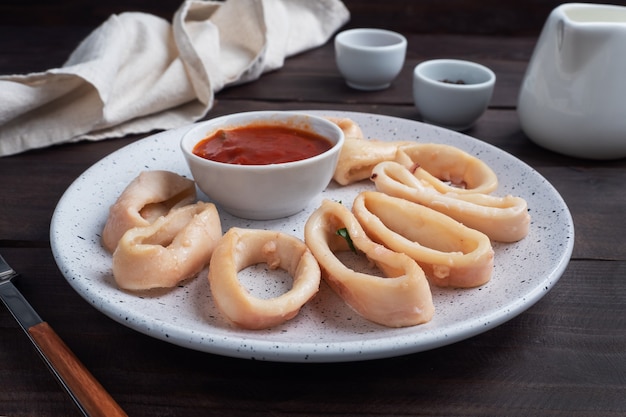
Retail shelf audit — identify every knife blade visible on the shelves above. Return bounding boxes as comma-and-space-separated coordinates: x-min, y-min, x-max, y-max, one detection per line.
0, 253, 127, 417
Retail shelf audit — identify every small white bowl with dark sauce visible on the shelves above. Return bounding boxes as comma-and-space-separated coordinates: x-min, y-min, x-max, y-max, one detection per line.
413, 59, 495, 131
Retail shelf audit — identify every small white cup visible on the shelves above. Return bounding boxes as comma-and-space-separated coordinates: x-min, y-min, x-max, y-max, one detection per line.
413, 59, 495, 131
335, 28, 407, 91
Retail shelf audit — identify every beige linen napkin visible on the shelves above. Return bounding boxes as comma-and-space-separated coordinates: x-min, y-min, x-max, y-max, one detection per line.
0, 0, 349, 156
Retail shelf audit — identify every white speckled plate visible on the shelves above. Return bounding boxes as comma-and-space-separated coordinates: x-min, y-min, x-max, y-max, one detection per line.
50, 111, 574, 362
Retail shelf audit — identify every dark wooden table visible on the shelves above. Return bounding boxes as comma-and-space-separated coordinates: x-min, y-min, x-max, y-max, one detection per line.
1, 2, 625, 416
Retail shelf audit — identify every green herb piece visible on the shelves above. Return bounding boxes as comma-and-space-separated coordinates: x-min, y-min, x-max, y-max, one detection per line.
336, 228, 356, 253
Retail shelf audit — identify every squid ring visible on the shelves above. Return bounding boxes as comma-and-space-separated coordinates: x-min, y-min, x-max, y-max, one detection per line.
102, 170, 196, 252
326, 114, 414, 186
112, 201, 221, 290
208, 228, 321, 330
333, 137, 414, 186
371, 161, 530, 242
394, 143, 499, 194
325, 116, 365, 139
304, 199, 434, 327
353, 191, 494, 288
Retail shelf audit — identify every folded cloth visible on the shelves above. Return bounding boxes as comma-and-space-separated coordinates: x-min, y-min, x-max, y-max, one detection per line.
0, 0, 350, 156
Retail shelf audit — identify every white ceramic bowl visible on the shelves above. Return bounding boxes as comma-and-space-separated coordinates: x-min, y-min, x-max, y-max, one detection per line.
335, 28, 407, 91
413, 59, 495, 131
180, 111, 345, 220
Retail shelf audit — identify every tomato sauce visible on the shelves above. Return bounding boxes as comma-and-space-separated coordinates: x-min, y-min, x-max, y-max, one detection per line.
192, 124, 333, 165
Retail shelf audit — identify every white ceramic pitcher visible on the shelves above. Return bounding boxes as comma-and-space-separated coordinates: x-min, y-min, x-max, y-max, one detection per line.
518, 3, 626, 159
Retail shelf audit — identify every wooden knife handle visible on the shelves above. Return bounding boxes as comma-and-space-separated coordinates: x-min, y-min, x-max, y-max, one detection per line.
28, 321, 128, 417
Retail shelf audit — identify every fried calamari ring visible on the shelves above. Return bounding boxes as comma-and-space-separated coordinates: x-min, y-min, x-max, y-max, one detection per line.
208, 228, 321, 330
395, 143, 498, 194
304, 199, 434, 327
102, 170, 196, 252
333, 137, 413, 185
353, 191, 494, 288
371, 161, 530, 242
112, 201, 221, 290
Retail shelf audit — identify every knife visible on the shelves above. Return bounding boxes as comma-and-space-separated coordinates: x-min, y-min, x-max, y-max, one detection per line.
0, 253, 127, 417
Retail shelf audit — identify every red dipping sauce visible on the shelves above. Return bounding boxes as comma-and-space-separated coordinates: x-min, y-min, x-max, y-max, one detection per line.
192, 124, 333, 165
